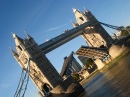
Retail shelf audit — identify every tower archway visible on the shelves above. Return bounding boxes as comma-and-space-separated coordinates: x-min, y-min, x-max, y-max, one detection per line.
42, 83, 52, 96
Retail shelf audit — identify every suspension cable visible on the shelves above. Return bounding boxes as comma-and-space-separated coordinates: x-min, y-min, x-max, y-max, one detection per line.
14, 58, 31, 97
99, 22, 124, 31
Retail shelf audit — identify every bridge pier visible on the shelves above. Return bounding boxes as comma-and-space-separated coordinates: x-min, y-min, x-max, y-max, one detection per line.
50, 76, 85, 97
94, 59, 105, 69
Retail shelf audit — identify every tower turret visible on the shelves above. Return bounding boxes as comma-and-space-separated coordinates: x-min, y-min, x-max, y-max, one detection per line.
73, 8, 113, 48
12, 33, 26, 56
24, 32, 36, 44
10, 47, 26, 69
12, 33, 24, 46
70, 19, 79, 28
11, 33, 63, 96
83, 7, 90, 14
25, 31, 33, 39
72, 8, 88, 25
72, 8, 77, 13
10, 47, 19, 57
84, 7, 90, 13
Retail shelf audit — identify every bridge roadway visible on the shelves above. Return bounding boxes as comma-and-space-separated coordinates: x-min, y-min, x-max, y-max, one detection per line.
39, 21, 91, 54
79, 51, 130, 97
75, 46, 109, 60
39, 21, 125, 54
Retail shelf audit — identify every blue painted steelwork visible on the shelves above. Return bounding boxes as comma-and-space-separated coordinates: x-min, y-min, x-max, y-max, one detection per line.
14, 20, 125, 97
100, 22, 124, 31
14, 58, 30, 97
39, 22, 91, 53
39, 21, 123, 54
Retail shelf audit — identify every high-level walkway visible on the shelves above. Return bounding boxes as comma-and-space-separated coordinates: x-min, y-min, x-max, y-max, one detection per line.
80, 49, 130, 97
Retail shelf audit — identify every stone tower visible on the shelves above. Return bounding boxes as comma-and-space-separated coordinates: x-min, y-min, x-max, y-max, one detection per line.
72, 8, 113, 48
11, 33, 85, 97
11, 33, 63, 96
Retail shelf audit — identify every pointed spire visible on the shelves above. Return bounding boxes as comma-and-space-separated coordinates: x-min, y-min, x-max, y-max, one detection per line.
70, 19, 76, 27
12, 33, 23, 46
24, 31, 33, 39
11, 32, 15, 38
83, 6, 89, 12
72, 8, 77, 13
70, 19, 78, 27
70, 19, 74, 24
9, 47, 19, 57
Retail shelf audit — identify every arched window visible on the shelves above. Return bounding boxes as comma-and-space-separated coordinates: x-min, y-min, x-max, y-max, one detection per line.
42, 84, 51, 96
80, 17, 84, 21
18, 46, 22, 51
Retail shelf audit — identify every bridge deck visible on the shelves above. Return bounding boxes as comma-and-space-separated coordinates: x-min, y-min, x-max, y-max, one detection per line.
39, 22, 91, 54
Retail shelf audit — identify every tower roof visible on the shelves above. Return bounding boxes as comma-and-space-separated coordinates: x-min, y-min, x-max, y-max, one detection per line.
9, 47, 19, 57
12, 33, 23, 46
70, 19, 78, 27
24, 31, 33, 39
72, 8, 77, 13
83, 7, 90, 13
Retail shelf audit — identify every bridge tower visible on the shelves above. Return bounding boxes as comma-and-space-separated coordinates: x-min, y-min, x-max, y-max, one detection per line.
11, 33, 85, 97
72, 8, 113, 48
11, 33, 63, 96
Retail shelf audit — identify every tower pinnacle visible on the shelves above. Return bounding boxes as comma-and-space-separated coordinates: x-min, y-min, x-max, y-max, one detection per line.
12, 33, 23, 46
11, 32, 16, 38
24, 31, 33, 39
72, 8, 77, 13
9, 47, 19, 57
83, 6, 89, 12
70, 19, 78, 27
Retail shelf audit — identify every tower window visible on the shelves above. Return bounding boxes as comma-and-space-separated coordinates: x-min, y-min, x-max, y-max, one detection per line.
79, 17, 84, 21
93, 34, 96, 37
18, 46, 22, 51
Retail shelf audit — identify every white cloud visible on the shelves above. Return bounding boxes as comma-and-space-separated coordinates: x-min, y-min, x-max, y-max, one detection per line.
44, 23, 68, 32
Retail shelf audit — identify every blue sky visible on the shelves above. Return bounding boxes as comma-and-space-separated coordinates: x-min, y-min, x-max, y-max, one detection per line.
1, 0, 130, 97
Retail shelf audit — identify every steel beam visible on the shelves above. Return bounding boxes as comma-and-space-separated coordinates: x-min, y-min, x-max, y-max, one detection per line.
39, 22, 91, 53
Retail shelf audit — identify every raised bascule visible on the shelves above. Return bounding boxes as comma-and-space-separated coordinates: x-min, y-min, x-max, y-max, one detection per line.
11, 8, 127, 97
60, 51, 82, 79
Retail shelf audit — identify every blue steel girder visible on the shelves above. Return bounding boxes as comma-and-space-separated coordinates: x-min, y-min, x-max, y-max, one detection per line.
39, 22, 91, 54
99, 22, 124, 31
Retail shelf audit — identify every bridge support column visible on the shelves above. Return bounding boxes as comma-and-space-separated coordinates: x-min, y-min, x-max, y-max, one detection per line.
94, 59, 105, 69
50, 76, 85, 97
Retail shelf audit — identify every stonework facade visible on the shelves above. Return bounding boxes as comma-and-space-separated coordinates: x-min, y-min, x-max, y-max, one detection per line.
72, 9, 113, 48
12, 33, 63, 96
11, 33, 84, 97
11, 8, 123, 97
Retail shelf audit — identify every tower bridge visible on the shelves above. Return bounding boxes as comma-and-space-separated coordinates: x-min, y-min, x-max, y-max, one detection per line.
39, 21, 91, 54
39, 8, 124, 54
11, 8, 125, 97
